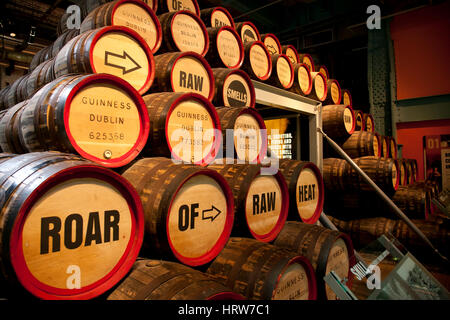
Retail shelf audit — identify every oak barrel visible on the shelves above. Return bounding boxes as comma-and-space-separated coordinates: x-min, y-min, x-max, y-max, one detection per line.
107, 259, 243, 300
397, 158, 410, 185
211, 68, 255, 108
206, 237, 317, 300
141, 92, 221, 165
353, 109, 364, 131
289, 63, 312, 96
240, 41, 272, 81
18, 74, 149, 168
157, 10, 209, 56
200, 6, 235, 28
150, 51, 214, 100
205, 26, 244, 69
23, 59, 56, 100
261, 33, 282, 55
278, 159, 324, 224
214, 106, 267, 162
80, 0, 163, 53
317, 65, 329, 81
0, 100, 28, 154
281, 45, 299, 65
380, 135, 390, 158
393, 185, 432, 219
322, 105, 355, 142
341, 131, 381, 158
341, 89, 352, 107
298, 53, 315, 72
363, 113, 375, 132
122, 157, 234, 266
157, 0, 200, 16
235, 21, 261, 45
0, 152, 144, 299
307, 72, 327, 102
50, 29, 80, 59
389, 136, 398, 159
207, 163, 288, 242
265, 54, 294, 89
324, 79, 342, 105
273, 221, 356, 300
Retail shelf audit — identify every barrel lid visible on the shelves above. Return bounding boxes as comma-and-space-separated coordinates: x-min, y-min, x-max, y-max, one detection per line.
248, 41, 272, 81
9, 163, 144, 299
208, 7, 235, 29
343, 105, 356, 135
165, 169, 234, 266
342, 89, 352, 106
63, 73, 150, 168
294, 162, 324, 224
373, 132, 381, 157
312, 72, 328, 101
300, 53, 315, 72
283, 44, 299, 65
296, 63, 312, 95
221, 69, 256, 108
392, 159, 400, 191
88, 25, 155, 95
164, 0, 200, 16
329, 79, 342, 104
318, 65, 329, 81
110, 0, 162, 54
364, 113, 375, 132
275, 54, 294, 89
215, 26, 244, 69
237, 21, 261, 44
170, 10, 209, 56
262, 33, 282, 55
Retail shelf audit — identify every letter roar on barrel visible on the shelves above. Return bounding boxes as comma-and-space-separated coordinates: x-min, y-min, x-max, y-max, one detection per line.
104, 50, 142, 75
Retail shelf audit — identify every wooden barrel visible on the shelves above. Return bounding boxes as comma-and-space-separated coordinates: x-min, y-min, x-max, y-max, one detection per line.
322, 105, 355, 142
28, 45, 52, 72
0, 100, 28, 154
410, 159, 418, 182
397, 158, 410, 185
406, 159, 415, 184
265, 54, 294, 89
380, 135, 390, 158
323, 156, 399, 195
0, 87, 10, 111
317, 65, 330, 81
206, 237, 317, 300
107, 259, 243, 300
4, 75, 28, 109
23, 59, 56, 100
281, 45, 299, 65
289, 63, 312, 96
412, 180, 439, 198
157, 10, 209, 56
50, 29, 80, 59
341, 89, 352, 107
16, 74, 32, 103
261, 33, 282, 55
393, 185, 431, 219
240, 41, 272, 81
353, 109, 365, 131
0, 152, 144, 300
150, 51, 214, 100
207, 163, 288, 242
211, 68, 255, 108
363, 113, 375, 132
298, 53, 315, 72
278, 159, 324, 224
205, 26, 244, 69
157, 0, 200, 16
141, 92, 221, 165
200, 6, 235, 28
307, 72, 327, 102
18, 74, 149, 168
80, 0, 163, 53
54, 26, 155, 95
122, 158, 234, 266
341, 131, 381, 158
235, 21, 261, 45
273, 221, 355, 300
214, 106, 267, 162
324, 79, 342, 105
389, 136, 398, 159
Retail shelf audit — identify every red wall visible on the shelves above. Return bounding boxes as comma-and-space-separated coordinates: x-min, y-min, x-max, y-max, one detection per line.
390, 2, 450, 100
396, 119, 450, 180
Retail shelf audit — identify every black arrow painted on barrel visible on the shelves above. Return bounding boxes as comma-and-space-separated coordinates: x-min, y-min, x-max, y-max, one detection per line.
104, 50, 141, 75
202, 205, 221, 222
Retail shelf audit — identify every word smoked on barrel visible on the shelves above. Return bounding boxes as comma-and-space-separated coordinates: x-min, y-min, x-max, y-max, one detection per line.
150, 51, 214, 100
289, 63, 312, 96
0, 152, 144, 299
278, 159, 324, 224
158, 10, 209, 56
214, 106, 267, 162
274, 221, 356, 300
261, 33, 282, 55
18, 74, 149, 168
353, 109, 364, 131
54, 26, 155, 95
80, 0, 163, 53
298, 53, 315, 72
324, 79, 342, 105
107, 259, 243, 300
206, 237, 317, 300
241, 41, 272, 81
205, 26, 244, 69
122, 158, 234, 266
211, 68, 255, 108
207, 163, 288, 242
200, 7, 235, 28
307, 72, 327, 102
322, 105, 355, 142
235, 21, 261, 45
282, 45, 299, 65
341, 89, 352, 107
363, 113, 375, 132
265, 54, 294, 89
158, 0, 200, 16
341, 131, 381, 158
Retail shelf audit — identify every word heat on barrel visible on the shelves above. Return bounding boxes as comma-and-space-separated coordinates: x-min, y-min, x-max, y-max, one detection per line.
0, 152, 144, 300
206, 237, 317, 300
142, 92, 221, 165
207, 163, 288, 242
122, 158, 234, 266
18, 74, 150, 168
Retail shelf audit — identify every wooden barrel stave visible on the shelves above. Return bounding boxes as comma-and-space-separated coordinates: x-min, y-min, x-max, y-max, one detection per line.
240, 41, 272, 81
265, 54, 294, 89
289, 63, 312, 96
307, 72, 327, 102
341, 131, 381, 158
281, 45, 299, 65
211, 68, 255, 108
324, 79, 342, 105
322, 104, 355, 142
204, 26, 244, 69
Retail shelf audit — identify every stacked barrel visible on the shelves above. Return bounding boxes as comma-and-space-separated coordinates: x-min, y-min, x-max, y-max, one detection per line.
0, 0, 362, 301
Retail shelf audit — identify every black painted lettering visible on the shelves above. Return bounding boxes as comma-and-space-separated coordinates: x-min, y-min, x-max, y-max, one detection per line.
40, 216, 61, 254
298, 185, 303, 202
85, 211, 102, 246
260, 193, 267, 213
253, 194, 259, 215
104, 210, 120, 242
190, 203, 199, 229
194, 75, 203, 91
178, 205, 189, 231
179, 70, 187, 88
187, 73, 193, 89
64, 214, 83, 250
312, 184, 316, 200
267, 192, 276, 211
